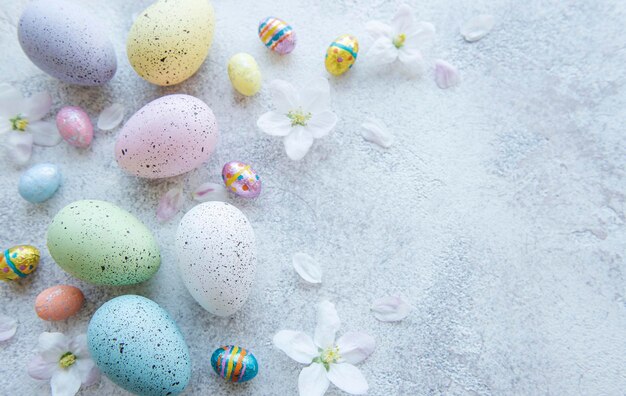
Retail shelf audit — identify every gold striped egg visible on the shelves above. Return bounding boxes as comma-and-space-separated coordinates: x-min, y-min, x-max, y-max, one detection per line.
325, 34, 359, 76
258, 17, 296, 55
0, 245, 39, 281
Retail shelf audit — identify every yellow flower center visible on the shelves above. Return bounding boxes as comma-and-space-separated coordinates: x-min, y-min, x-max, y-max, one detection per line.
59, 352, 76, 368
321, 346, 341, 364
393, 33, 406, 49
10, 115, 29, 131
287, 109, 312, 127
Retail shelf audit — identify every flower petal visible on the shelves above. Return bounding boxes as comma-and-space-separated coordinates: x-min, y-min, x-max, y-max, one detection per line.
284, 128, 314, 161
27, 355, 57, 380
434, 59, 460, 89
327, 363, 369, 395
404, 22, 436, 50
361, 117, 393, 148
192, 182, 228, 202
30, 121, 63, 146
273, 330, 318, 364
371, 295, 412, 322
51, 367, 82, 396
460, 14, 495, 42
69, 335, 89, 359
157, 187, 184, 222
75, 359, 100, 386
5, 130, 33, 165
314, 301, 340, 349
392, 4, 415, 34
365, 20, 393, 40
0, 314, 17, 341
38, 332, 70, 362
97, 103, 125, 131
270, 79, 299, 113
257, 111, 293, 137
292, 252, 322, 284
22, 91, 52, 121
336, 332, 376, 364
300, 77, 331, 114
398, 48, 425, 77
306, 111, 337, 139
366, 37, 399, 66
298, 363, 330, 396
0, 84, 24, 117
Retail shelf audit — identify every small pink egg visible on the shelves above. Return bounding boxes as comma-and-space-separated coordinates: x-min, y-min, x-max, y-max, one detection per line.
56, 106, 93, 148
222, 161, 261, 198
35, 285, 84, 321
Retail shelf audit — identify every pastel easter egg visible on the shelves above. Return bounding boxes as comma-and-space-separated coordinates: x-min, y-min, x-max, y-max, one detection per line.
258, 17, 296, 55
211, 345, 258, 382
325, 34, 359, 76
175, 202, 256, 316
222, 161, 261, 199
18, 163, 62, 204
17, 0, 116, 86
115, 94, 219, 179
56, 106, 93, 148
88, 295, 191, 396
227, 53, 262, 96
47, 200, 160, 286
35, 285, 84, 321
0, 245, 39, 282
127, 0, 215, 86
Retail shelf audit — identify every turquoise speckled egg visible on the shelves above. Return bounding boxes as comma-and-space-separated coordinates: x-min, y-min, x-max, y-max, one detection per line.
18, 163, 61, 203
211, 345, 258, 382
88, 295, 191, 396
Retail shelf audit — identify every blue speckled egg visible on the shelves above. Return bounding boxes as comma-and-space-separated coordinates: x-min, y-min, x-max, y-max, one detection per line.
18, 0, 116, 86
88, 295, 191, 396
211, 345, 258, 382
18, 163, 61, 203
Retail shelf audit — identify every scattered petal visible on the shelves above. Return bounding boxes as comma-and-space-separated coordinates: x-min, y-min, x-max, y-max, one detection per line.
460, 14, 494, 42
192, 182, 228, 202
292, 252, 322, 283
30, 121, 63, 146
361, 118, 393, 148
336, 332, 376, 364
273, 330, 318, 364
299, 363, 330, 396
157, 187, 184, 222
0, 315, 17, 341
371, 295, 412, 322
434, 59, 461, 89
314, 301, 340, 349
97, 103, 125, 131
5, 130, 33, 165
327, 363, 369, 395
284, 128, 314, 161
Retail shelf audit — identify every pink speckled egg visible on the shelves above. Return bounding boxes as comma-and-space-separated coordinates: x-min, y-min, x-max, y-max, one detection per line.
115, 94, 219, 179
222, 161, 261, 198
56, 106, 93, 148
35, 285, 84, 321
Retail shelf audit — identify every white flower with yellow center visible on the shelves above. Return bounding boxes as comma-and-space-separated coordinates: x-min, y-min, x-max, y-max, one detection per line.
273, 301, 375, 396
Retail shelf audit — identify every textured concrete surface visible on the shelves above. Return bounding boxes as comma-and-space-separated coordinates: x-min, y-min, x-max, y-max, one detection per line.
1, 0, 626, 395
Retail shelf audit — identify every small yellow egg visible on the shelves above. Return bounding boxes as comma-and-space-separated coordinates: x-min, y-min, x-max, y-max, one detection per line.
0, 245, 39, 281
227, 53, 262, 96
325, 34, 359, 76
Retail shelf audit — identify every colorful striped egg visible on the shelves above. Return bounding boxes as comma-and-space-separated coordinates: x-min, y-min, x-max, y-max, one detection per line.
258, 17, 296, 55
222, 161, 261, 199
0, 245, 39, 281
325, 34, 359, 76
211, 345, 258, 382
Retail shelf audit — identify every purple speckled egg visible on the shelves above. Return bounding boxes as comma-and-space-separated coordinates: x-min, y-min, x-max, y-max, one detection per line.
18, 0, 116, 86
115, 95, 219, 179
56, 106, 93, 148
222, 161, 261, 199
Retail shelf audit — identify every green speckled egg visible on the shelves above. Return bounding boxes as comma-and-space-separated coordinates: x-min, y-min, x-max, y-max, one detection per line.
47, 200, 160, 285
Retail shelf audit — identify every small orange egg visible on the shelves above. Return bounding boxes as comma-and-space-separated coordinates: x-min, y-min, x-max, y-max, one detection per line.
35, 285, 85, 321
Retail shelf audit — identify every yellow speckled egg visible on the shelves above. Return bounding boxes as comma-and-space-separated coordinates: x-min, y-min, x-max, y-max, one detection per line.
227, 53, 262, 96
324, 34, 359, 76
127, 0, 215, 86
0, 245, 39, 281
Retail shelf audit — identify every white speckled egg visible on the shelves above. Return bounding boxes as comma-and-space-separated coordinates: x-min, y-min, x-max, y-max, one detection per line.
115, 94, 219, 179
18, 0, 116, 86
175, 202, 256, 316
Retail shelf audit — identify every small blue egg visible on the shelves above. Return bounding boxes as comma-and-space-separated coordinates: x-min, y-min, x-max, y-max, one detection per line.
211, 345, 258, 382
18, 163, 61, 203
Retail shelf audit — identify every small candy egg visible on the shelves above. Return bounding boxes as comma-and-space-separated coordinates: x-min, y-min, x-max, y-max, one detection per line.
35, 285, 84, 321
325, 34, 359, 76
211, 346, 258, 382
258, 17, 296, 55
222, 161, 261, 199
56, 106, 93, 148
227, 53, 262, 96
0, 245, 39, 281
18, 163, 62, 203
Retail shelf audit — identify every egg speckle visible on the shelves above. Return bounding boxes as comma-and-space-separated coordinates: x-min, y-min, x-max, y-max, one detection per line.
56, 106, 93, 148
35, 285, 84, 321
175, 202, 256, 316
18, 163, 62, 204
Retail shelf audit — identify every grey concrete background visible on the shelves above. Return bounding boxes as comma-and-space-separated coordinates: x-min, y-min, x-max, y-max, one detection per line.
1, 0, 625, 395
